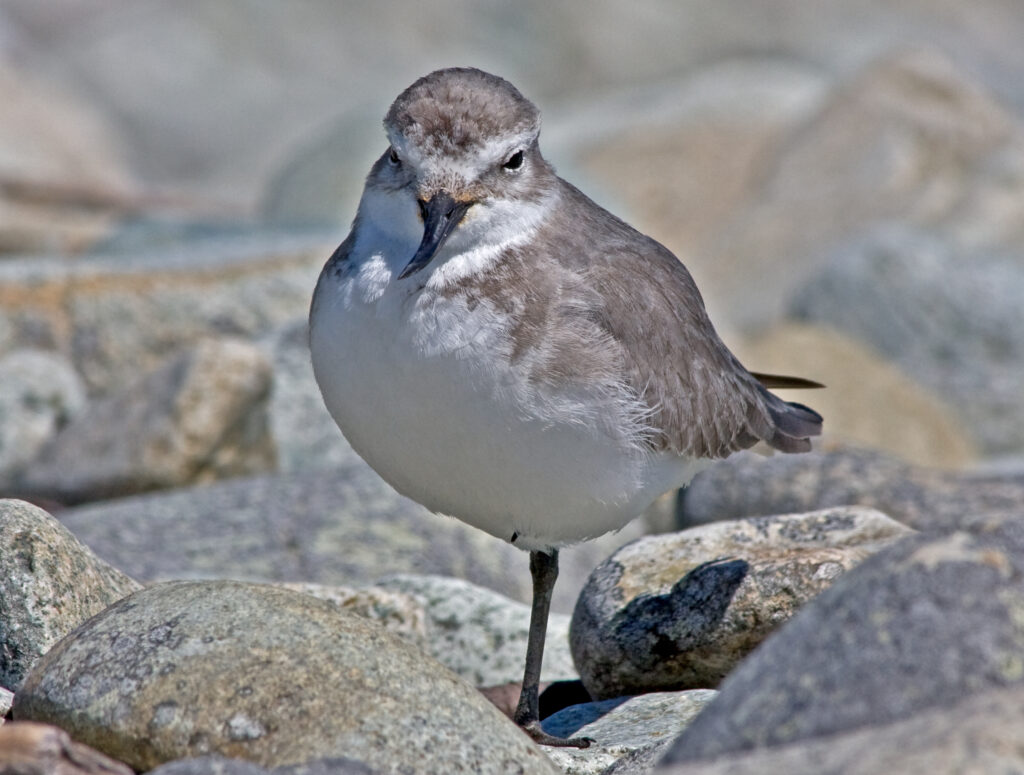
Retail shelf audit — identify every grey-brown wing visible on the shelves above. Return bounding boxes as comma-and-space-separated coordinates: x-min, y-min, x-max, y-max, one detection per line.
583, 244, 822, 458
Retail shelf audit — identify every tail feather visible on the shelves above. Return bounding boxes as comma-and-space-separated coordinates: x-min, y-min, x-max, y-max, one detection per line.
760, 388, 824, 454
750, 371, 825, 390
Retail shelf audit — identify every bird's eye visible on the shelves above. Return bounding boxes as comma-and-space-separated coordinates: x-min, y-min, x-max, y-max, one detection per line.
388, 148, 401, 166
502, 150, 524, 170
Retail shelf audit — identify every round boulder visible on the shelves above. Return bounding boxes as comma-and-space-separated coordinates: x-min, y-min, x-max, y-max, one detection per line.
14, 580, 557, 774
571, 507, 912, 699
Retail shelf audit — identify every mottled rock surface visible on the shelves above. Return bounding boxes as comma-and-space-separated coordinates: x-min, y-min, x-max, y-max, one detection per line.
57, 468, 646, 613
378, 574, 576, 687
275, 581, 428, 651
0, 499, 141, 691
571, 507, 911, 699
543, 690, 716, 775
681, 444, 1024, 533
20, 338, 276, 504
0, 722, 133, 775
14, 580, 558, 774
656, 684, 1024, 774
0, 349, 86, 489
0, 235, 329, 395
662, 521, 1024, 763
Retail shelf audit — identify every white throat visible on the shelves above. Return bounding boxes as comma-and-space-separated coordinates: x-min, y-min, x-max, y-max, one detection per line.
352, 186, 558, 295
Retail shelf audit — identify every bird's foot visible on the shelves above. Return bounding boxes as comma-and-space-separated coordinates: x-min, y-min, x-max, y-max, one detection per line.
519, 719, 593, 748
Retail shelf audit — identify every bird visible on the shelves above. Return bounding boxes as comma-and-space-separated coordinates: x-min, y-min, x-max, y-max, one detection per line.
309, 67, 822, 748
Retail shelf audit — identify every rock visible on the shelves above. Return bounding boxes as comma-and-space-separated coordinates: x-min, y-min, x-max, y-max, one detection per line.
275, 582, 428, 650
0, 61, 134, 255
56, 467, 646, 614
0, 499, 141, 691
148, 755, 379, 775
790, 224, 1024, 456
657, 684, 1024, 775
709, 47, 1024, 331
571, 507, 911, 699
377, 574, 577, 687
0, 349, 86, 489
14, 580, 559, 774
0, 233, 329, 395
0, 685, 12, 718
255, 319, 360, 475
681, 444, 1024, 534
0, 722, 133, 775
661, 521, 1024, 763
19, 338, 276, 504
542, 690, 716, 775
730, 323, 977, 468
146, 757, 272, 775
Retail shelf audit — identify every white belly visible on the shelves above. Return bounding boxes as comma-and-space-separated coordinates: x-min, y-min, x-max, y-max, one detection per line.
310, 257, 701, 551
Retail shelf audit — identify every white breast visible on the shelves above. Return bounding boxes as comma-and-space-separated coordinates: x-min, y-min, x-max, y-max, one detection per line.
310, 195, 701, 551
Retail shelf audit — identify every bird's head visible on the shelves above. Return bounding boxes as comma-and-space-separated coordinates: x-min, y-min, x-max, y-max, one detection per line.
363, 67, 555, 280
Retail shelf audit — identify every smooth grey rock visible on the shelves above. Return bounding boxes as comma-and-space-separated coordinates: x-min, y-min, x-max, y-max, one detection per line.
681, 444, 1024, 534
0, 721, 133, 775
656, 684, 1024, 774
20, 338, 276, 504
662, 520, 1024, 763
0, 499, 141, 691
14, 580, 558, 774
791, 224, 1024, 455
0, 685, 12, 718
0, 349, 85, 489
543, 690, 716, 775
57, 468, 646, 613
571, 507, 911, 699
256, 318, 360, 475
377, 574, 577, 687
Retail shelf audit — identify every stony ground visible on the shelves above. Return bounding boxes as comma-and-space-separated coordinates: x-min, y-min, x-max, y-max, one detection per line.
1, 3, 1023, 774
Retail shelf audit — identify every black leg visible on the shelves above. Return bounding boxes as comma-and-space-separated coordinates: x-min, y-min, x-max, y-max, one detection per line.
513, 549, 592, 748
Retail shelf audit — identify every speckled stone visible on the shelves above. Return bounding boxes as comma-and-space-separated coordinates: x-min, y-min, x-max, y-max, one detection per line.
0, 499, 141, 691
14, 580, 558, 774
20, 338, 276, 504
378, 574, 577, 687
680, 444, 1024, 534
275, 582, 429, 651
543, 690, 716, 775
571, 507, 912, 699
656, 683, 1024, 774
662, 520, 1024, 764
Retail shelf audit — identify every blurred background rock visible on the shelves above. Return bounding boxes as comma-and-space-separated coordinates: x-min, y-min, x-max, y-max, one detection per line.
0, 0, 1021, 584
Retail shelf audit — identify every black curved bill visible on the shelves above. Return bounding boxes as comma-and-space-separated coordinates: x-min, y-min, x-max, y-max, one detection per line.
398, 192, 473, 279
